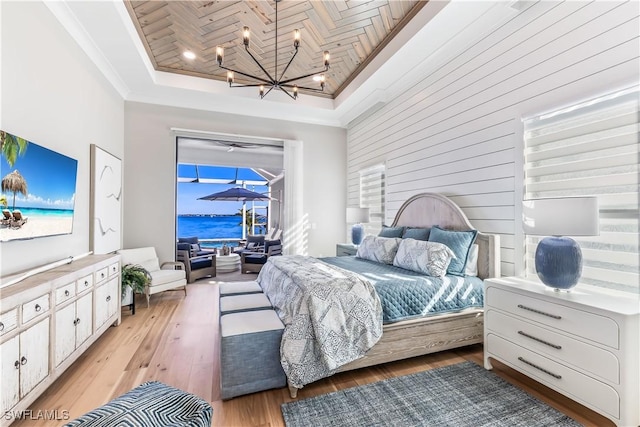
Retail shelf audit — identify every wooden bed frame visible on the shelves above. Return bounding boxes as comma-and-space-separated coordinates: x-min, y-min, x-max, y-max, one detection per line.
288, 193, 501, 398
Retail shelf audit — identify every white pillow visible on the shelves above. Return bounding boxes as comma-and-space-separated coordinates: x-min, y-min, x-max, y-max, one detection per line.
393, 238, 456, 277
356, 235, 401, 265
465, 244, 479, 277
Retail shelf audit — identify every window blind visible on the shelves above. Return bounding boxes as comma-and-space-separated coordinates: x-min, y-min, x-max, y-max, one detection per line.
359, 164, 385, 237
523, 88, 639, 294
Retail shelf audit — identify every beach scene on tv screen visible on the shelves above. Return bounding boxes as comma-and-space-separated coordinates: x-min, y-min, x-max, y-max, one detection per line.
1, 130, 77, 242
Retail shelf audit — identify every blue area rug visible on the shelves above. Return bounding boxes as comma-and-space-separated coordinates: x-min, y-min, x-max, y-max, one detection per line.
281, 361, 581, 427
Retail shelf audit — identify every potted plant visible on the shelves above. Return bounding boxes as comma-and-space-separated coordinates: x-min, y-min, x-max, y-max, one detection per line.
121, 263, 151, 312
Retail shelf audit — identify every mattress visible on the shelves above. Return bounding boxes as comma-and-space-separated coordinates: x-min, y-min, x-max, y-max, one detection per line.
321, 256, 484, 324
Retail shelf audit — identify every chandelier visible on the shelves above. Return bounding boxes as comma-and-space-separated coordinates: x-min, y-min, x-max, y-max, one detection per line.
215, 0, 330, 100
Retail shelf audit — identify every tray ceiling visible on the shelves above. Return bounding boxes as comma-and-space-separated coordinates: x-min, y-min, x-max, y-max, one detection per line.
124, 0, 425, 98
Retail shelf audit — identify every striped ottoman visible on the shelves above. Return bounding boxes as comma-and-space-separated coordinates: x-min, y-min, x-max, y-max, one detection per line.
64, 381, 212, 427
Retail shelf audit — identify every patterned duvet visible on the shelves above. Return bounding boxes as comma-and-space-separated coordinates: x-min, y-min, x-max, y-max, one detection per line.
257, 255, 383, 389
257, 255, 483, 389
322, 256, 484, 324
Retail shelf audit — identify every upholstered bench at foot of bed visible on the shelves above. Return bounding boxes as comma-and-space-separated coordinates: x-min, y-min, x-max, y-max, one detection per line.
220, 310, 286, 400
219, 280, 262, 296
63, 381, 212, 427
219, 292, 272, 315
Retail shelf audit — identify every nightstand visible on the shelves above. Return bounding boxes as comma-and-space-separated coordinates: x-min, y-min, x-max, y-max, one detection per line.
483, 277, 639, 427
336, 243, 357, 256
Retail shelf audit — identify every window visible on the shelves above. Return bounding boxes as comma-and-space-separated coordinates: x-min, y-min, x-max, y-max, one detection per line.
523, 88, 639, 294
359, 164, 385, 236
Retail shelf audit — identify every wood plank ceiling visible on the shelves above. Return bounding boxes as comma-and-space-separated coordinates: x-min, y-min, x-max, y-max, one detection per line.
124, 0, 425, 98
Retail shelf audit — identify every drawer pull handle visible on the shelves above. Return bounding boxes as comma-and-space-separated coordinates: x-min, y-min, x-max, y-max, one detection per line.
101, 273, 105, 278
35, 304, 41, 312
14, 360, 20, 369
518, 331, 562, 349
20, 356, 27, 366
517, 304, 561, 320
518, 357, 561, 379
76, 318, 81, 325
65, 290, 70, 297
0, 322, 4, 331
84, 280, 89, 286
73, 319, 77, 326
106, 295, 111, 302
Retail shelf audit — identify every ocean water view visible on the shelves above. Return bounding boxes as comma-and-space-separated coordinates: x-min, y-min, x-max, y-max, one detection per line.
9, 207, 74, 218
178, 215, 266, 247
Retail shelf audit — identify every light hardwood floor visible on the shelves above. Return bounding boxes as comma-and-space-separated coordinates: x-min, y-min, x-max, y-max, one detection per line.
14, 273, 614, 427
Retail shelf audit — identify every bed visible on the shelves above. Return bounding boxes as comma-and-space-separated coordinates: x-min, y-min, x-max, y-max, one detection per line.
258, 193, 501, 398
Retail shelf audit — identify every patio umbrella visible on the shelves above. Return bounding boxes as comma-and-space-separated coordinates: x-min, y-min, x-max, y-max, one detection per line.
197, 187, 271, 202
198, 187, 271, 239
1, 169, 28, 211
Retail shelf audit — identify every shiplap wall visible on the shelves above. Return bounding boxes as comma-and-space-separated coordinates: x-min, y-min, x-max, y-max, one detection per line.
347, 1, 639, 277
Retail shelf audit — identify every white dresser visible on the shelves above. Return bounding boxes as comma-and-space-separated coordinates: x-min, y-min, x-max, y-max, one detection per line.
0, 254, 120, 426
484, 277, 639, 427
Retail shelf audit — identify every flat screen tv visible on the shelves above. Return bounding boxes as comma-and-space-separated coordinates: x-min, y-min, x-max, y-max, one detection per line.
1, 130, 78, 242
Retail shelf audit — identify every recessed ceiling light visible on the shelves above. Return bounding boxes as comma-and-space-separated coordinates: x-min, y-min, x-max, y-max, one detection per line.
183, 51, 196, 60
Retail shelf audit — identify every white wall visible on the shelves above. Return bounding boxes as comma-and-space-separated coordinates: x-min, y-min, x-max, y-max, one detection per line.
0, 1, 124, 276
123, 102, 346, 263
347, 1, 639, 277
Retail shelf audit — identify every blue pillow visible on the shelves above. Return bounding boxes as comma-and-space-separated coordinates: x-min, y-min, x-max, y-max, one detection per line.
378, 225, 405, 238
402, 227, 430, 241
428, 226, 477, 276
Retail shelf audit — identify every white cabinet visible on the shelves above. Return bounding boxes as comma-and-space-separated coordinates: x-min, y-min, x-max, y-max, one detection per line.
484, 277, 640, 427
94, 277, 119, 330
0, 254, 120, 427
0, 318, 50, 416
55, 293, 93, 367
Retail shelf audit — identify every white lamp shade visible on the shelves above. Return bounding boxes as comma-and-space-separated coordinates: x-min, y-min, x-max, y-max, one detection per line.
346, 207, 370, 224
523, 197, 599, 236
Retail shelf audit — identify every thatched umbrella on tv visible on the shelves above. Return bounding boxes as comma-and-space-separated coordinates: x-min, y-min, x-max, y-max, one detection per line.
1, 169, 28, 211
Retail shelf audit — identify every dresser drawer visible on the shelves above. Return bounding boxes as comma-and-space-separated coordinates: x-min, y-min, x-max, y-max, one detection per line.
108, 262, 120, 277
22, 294, 50, 323
487, 333, 620, 419
486, 286, 619, 349
0, 308, 18, 336
55, 282, 76, 305
95, 267, 108, 283
486, 309, 619, 384
77, 274, 93, 293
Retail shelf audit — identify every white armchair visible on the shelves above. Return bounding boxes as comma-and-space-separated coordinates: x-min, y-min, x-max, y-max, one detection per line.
117, 247, 187, 307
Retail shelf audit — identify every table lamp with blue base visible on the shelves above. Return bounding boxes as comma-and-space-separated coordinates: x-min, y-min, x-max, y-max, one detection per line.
523, 197, 599, 291
346, 207, 370, 246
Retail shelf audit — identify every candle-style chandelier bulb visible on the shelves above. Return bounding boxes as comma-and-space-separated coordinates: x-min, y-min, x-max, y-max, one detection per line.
259, 84, 265, 98
293, 85, 298, 99
293, 29, 300, 48
323, 51, 330, 68
216, 46, 224, 66
226, 71, 234, 85
242, 26, 250, 47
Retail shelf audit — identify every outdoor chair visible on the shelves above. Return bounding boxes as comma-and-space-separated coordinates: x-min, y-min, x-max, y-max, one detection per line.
2, 209, 12, 226
177, 236, 216, 257
241, 240, 282, 274
10, 210, 27, 228
117, 247, 187, 307
177, 243, 217, 283
234, 234, 265, 255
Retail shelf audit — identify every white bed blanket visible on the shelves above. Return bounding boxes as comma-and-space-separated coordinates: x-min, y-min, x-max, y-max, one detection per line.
257, 255, 383, 389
